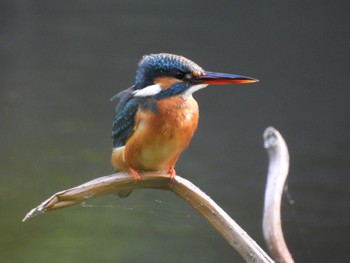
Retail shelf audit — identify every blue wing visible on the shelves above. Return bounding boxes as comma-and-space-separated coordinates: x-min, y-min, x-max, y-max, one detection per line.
112, 88, 139, 148
112, 86, 159, 148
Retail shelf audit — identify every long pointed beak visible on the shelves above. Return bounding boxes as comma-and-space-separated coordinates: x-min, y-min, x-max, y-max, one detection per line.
193, 71, 258, 85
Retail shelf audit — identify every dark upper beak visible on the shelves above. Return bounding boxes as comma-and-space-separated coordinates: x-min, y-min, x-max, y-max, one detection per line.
192, 71, 258, 85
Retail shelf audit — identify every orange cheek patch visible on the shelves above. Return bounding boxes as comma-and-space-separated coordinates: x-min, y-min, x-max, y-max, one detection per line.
192, 71, 204, 78
154, 77, 181, 90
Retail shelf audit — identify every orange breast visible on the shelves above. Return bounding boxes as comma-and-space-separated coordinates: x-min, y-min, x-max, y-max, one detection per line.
111, 95, 199, 173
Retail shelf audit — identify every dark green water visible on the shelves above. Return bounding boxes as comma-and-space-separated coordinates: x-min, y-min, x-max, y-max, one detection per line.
1, 1, 349, 262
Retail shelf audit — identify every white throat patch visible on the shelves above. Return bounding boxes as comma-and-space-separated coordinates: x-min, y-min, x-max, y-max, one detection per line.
182, 84, 208, 100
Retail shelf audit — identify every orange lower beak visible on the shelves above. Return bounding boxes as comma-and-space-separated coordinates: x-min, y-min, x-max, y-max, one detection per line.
193, 71, 258, 85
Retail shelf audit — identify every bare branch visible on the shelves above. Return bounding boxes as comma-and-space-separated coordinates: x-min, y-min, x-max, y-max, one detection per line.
23, 172, 273, 263
24, 126, 298, 263
22, 172, 169, 221
263, 127, 294, 263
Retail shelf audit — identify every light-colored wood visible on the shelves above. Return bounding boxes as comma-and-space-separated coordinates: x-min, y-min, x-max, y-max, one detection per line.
23, 126, 294, 263
263, 127, 294, 263
23, 171, 273, 262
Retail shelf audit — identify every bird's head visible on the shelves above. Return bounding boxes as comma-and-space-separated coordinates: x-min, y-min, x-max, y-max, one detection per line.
132, 53, 258, 100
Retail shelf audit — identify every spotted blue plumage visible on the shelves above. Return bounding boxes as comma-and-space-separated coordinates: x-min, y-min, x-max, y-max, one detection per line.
134, 53, 203, 87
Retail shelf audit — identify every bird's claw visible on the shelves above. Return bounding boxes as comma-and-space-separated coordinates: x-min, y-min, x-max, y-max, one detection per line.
128, 167, 142, 183
168, 167, 176, 182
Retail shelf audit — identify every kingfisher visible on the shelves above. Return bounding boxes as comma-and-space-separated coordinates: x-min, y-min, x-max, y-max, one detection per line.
111, 53, 257, 196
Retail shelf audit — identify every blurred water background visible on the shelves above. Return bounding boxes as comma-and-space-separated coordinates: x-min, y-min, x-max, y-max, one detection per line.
1, 1, 349, 262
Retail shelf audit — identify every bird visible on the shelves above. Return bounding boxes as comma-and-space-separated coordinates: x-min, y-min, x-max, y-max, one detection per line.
111, 53, 257, 197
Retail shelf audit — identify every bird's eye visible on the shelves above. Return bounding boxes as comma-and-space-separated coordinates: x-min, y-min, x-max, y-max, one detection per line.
174, 71, 185, 80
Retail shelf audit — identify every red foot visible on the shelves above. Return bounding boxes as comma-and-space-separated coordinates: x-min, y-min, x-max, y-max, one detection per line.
128, 167, 142, 183
168, 167, 176, 182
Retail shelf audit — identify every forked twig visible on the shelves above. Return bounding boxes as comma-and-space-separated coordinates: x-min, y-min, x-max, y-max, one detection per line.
263, 127, 294, 263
